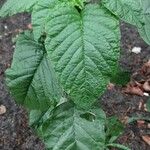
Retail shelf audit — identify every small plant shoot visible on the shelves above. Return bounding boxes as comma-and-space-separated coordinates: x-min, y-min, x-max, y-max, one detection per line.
1, 0, 149, 149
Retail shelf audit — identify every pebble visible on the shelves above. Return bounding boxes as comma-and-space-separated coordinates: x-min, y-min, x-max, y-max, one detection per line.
0, 105, 6, 115
143, 93, 149, 96
4, 25, 8, 29
131, 47, 141, 54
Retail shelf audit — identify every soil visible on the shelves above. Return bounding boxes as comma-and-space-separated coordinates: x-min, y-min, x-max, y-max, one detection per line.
0, 0, 150, 150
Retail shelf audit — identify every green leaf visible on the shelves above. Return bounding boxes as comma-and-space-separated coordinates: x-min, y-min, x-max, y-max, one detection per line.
29, 106, 54, 127
110, 69, 130, 86
102, 0, 144, 28
138, 0, 150, 45
5, 31, 63, 111
106, 143, 131, 150
0, 0, 39, 17
29, 110, 42, 126
106, 116, 124, 143
102, 0, 150, 45
45, 4, 120, 108
32, 0, 85, 41
0, 0, 85, 17
32, 0, 57, 41
37, 102, 106, 150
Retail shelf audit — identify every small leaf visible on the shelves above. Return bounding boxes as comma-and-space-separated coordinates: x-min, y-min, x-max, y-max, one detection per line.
5, 31, 63, 111
142, 135, 150, 146
37, 102, 106, 150
106, 143, 131, 150
106, 116, 124, 143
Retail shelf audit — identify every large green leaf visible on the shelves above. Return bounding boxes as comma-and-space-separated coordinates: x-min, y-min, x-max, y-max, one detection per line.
102, 0, 143, 28
45, 4, 120, 108
5, 31, 63, 111
138, 0, 150, 45
0, 0, 39, 17
37, 102, 106, 150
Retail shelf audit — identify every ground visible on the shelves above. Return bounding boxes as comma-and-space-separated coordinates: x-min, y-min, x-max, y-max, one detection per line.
0, 1, 150, 150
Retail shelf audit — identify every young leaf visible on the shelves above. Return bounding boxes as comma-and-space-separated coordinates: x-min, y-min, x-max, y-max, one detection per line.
45, 4, 120, 108
37, 102, 106, 150
102, 0, 144, 28
5, 31, 63, 111
0, 0, 39, 17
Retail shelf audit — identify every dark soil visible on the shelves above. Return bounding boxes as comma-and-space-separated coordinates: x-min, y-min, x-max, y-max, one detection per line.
101, 23, 150, 149
0, 1, 150, 150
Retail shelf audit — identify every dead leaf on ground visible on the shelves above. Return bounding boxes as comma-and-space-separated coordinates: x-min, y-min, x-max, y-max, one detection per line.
120, 116, 129, 124
124, 60, 150, 96
141, 60, 150, 76
142, 135, 150, 146
124, 82, 144, 96
143, 81, 150, 92
137, 120, 145, 128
